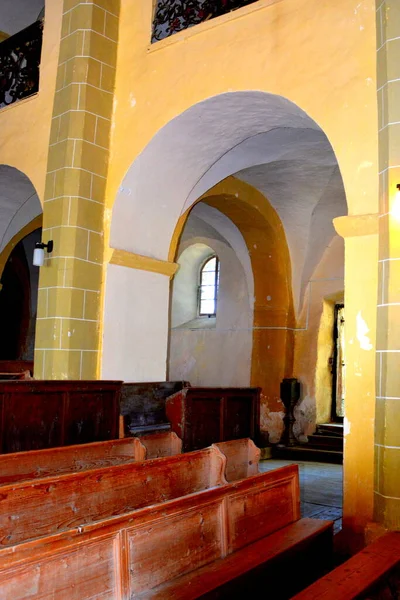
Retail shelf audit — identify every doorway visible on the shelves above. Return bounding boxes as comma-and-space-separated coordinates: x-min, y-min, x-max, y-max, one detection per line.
331, 304, 345, 422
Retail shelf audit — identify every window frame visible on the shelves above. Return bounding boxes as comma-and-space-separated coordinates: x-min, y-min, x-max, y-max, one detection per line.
198, 255, 220, 317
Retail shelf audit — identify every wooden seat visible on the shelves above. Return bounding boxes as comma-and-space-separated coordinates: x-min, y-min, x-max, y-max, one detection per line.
139, 518, 334, 599
0, 445, 226, 546
213, 437, 260, 481
0, 465, 333, 599
292, 532, 400, 600
0, 437, 146, 485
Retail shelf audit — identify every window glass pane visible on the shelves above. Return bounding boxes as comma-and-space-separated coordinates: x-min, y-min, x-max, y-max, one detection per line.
203, 257, 216, 272
200, 299, 215, 314
201, 285, 215, 300
201, 271, 215, 286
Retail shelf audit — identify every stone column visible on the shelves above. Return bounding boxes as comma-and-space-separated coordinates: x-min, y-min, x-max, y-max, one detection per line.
34, 0, 119, 379
374, 0, 400, 529
334, 215, 379, 551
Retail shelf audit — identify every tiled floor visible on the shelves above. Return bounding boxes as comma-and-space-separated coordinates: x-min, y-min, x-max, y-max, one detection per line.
260, 459, 343, 534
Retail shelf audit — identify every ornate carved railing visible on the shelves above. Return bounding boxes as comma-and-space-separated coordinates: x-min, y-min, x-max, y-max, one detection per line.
152, 0, 258, 42
0, 20, 43, 109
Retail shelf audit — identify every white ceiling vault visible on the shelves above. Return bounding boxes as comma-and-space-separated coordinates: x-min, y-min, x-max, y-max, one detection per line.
0, 165, 42, 254
0, 0, 44, 36
111, 91, 347, 315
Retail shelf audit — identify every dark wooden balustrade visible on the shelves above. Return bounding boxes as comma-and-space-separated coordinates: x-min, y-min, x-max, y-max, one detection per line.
0, 19, 43, 109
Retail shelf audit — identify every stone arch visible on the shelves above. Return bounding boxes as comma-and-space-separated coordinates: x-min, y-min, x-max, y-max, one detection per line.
104, 91, 347, 404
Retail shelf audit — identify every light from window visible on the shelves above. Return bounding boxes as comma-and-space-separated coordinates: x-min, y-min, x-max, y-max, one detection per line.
199, 256, 220, 316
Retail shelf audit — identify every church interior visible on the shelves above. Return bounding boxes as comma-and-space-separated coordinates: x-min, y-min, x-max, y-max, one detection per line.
0, 0, 399, 597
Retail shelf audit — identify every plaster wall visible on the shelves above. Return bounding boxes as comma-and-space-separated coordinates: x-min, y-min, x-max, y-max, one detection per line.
169, 207, 253, 387
0, 0, 62, 202
293, 235, 345, 437
102, 264, 170, 382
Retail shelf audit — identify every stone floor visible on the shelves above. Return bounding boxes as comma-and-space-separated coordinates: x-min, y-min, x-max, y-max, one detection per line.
260, 459, 343, 534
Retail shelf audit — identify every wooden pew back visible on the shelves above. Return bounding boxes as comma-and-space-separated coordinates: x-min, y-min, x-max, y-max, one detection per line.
0, 465, 299, 599
0, 380, 122, 453
213, 437, 260, 481
120, 381, 189, 436
139, 430, 182, 458
0, 446, 226, 546
0, 437, 146, 485
166, 386, 260, 451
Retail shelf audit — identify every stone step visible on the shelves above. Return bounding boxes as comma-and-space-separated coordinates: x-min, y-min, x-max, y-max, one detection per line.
307, 434, 343, 450
272, 445, 343, 465
316, 423, 343, 438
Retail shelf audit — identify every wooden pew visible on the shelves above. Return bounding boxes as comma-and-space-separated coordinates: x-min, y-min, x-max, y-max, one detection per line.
292, 532, 400, 600
213, 437, 260, 482
120, 381, 190, 436
0, 446, 227, 546
139, 430, 182, 458
0, 437, 146, 485
166, 386, 260, 451
0, 380, 122, 453
0, 465, 334, 599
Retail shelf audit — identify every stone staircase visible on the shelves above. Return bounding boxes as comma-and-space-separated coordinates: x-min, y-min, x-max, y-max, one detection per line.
272, 423, 343, 464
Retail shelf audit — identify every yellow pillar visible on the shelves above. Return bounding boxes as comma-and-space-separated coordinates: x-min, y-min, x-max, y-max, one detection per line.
374, 0, 400, 529
34, 0, 119, 379
334, 215, 379, 551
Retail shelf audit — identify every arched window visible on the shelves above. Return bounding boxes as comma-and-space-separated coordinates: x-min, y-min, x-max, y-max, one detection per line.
199, 256, 220, 316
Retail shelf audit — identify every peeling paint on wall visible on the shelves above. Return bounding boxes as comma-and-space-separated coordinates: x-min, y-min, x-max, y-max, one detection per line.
260, 405, 284, 444
356, 311, 373, 351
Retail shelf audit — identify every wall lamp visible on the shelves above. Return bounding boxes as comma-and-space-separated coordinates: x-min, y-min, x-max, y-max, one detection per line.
33, 240, 53, 267
391, 184, 400, 221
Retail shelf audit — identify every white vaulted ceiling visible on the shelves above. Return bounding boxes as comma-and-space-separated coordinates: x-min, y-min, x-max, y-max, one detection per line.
112, 91, 347, 315
0, 0, 44, 36
0, 165, 42, 253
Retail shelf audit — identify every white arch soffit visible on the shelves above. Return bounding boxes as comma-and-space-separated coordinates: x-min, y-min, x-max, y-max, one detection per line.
0, 165, 42, 253
112, 92, 327, 258
111, 91, 347, 313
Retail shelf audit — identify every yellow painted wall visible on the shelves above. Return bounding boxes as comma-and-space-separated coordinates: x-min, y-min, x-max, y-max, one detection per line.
106, 0, 377, 221
169, 177, 294, 435
0, 0, 63, 200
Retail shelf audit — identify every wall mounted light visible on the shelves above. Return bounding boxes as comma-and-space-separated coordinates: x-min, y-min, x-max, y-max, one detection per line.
33, 240, 53, 267
391, 184, 400, 221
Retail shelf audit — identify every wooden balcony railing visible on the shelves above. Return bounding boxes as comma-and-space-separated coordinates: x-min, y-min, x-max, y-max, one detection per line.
152, 0, 258, 42
0, 20, 43, 109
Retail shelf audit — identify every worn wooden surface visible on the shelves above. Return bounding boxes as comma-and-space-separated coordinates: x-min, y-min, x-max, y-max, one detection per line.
139, 431, 182, 458
0, 380, 122, 453
120, 381, 189, 436
0, 360, 33, 375
0, 446, 227, 546
292, 532, 400, 600
166, 387, 261, 451
0, 465, 303, 599
142, 518, 334, 599
213, 438, 260, 482
0, 437, 146, 485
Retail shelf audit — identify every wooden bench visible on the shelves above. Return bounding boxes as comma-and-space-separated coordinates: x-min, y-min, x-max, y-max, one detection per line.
120, 381, 189, 436
0, 380, 122, 453
213, 437, 260, 482
0, 464, 333, 599
139, 430, 182, 458
0, 437, 146, 485
0, 445, 226, 547
166, 386, 260, 451
292, 532, 400, 600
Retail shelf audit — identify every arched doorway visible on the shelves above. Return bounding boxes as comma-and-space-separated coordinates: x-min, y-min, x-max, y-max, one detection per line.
0, 165, 42, 365
104, 91, 347, 444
